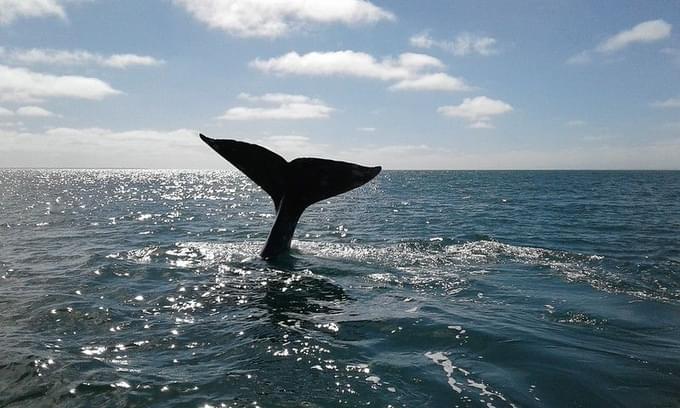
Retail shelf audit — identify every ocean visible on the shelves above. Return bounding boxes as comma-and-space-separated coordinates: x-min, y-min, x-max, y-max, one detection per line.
1, 169, 679, 407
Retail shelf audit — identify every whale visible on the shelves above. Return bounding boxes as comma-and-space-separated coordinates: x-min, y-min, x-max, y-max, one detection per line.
200, 134, 381, 259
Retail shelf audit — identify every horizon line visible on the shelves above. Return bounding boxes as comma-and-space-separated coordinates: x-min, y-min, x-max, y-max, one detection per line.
2, 167, 680, 171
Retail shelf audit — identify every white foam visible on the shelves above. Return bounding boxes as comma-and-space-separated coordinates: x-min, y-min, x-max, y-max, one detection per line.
426, 351, 513, 405
425, 351, 462, 393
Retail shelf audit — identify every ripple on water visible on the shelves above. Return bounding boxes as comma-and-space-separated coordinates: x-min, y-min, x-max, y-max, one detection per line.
102, 238, 679, 304
289, 239, 678, 303
3, 169, 680, 407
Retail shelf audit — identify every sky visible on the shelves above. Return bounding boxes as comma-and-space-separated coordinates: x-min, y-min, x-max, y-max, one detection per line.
0, 0, 679, 169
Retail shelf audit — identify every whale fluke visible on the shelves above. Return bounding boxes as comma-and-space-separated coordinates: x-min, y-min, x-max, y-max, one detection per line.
200, 134, 381, 259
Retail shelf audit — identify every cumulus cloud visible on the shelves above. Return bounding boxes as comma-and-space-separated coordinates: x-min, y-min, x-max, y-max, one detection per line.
252, 51, 440, 80
237, 93, 314, 104
0, 106, 59, 118
0, 0, 65, 25
218, 93, 334, 120
16, 105, 57, 117
0, 64, 121, 102
596, 19, 672, 53
568, 19, 672, 64
0, 105, 59, 117
173, 0, 394, 38
651, 97, 680, 109
410, 32, 498, 56
0, 48, 164, 68
389, 73, 470, 92
251, 50, 468, 92
437, 96, 513, 129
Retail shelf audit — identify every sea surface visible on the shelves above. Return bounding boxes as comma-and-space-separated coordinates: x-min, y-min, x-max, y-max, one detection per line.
1, 169, 679, 408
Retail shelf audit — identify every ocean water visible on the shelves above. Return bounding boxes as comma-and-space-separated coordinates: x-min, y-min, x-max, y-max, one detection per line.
1, 169, 679, 408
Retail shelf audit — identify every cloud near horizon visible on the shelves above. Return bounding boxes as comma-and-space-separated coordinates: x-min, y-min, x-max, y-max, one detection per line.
251, 50, 469, 91
0, 105, 58, 117
234, 134, 680, 170
0, 127, 223, 168
173, 0, 394, 38
218, 93, 334, 120
0, 47, 164, 69
3, 125, 680, 170
0, 64, 121, 102
651, 97, 680, 109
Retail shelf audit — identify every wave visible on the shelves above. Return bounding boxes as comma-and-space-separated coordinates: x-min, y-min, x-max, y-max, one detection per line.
106, 239, 679, 304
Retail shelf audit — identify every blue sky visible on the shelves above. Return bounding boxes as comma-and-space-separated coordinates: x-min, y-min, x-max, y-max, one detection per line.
1, 0, 678, 169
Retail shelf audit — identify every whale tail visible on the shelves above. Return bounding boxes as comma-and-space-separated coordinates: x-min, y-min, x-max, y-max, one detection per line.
200, 134, 381, 259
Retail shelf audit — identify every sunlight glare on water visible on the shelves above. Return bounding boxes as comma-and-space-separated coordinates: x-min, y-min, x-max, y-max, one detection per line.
1, 169, 680, 407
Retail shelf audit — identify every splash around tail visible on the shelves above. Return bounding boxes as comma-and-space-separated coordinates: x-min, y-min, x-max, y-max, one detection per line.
200, 134, 381, 260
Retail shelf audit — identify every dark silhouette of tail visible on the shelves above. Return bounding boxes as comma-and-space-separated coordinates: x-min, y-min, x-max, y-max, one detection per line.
200, 134, 381, 259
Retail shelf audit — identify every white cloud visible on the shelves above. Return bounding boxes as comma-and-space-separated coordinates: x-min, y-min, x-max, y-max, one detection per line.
219, 104, 332, 121
237, 92, 313, 104
219, 93, 334, 120
437, 96, 513, 128
410, 32, 498, 56
284, 136, 670, 170
357, 127, 376, 132
3, 127, 680, 170
251, 50, 468, 92
1, 48, 164, 69
566, 51, 592, 65
569, 19, 672, 64
252, 51, 440, 80
566, 119, 587, 127
0, 0, 65, 25
409, 33, 434, 49
651, 97, 680, 108
16, 105, 57, 117
339, 139, 680, 170
104, 54, 163, 68
0, 105, 58, 117
468, 121, 495, 129
173, 0, 394, 38
389, 73, 470, 92
0, 64, 121, 102
0, 127, 228, 168
596, 19, 672, 53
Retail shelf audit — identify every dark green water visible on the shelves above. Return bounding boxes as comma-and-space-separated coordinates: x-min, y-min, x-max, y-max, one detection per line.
1, 170, 679, 407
